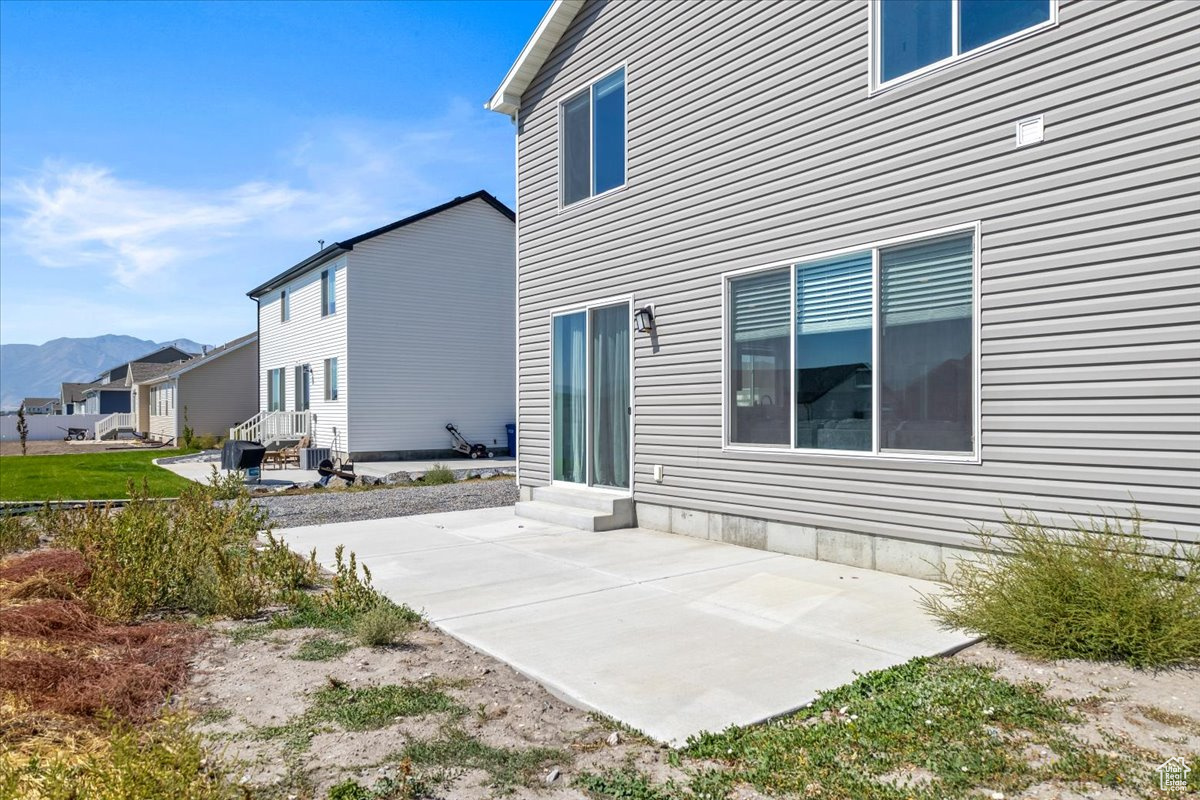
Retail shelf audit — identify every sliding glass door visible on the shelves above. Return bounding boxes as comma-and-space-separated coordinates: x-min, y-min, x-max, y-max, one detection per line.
551, 301, 631, 490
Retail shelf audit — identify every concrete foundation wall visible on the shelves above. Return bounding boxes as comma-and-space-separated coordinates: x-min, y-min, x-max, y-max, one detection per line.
634, 501, 978, 581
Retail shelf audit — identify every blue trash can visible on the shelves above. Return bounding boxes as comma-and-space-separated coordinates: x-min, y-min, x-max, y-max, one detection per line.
505, 423, 516, 458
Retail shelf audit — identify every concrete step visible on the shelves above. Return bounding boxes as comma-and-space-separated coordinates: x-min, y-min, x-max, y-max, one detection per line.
515, 498, 634, 532
531, 484, 630, 513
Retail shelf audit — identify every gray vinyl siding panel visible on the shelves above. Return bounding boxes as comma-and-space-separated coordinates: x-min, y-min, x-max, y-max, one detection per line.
178, 343, 259, 438
512, 0, 1200, 547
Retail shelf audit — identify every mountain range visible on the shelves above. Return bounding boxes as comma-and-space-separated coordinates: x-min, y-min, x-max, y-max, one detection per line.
0, 334, 207, 410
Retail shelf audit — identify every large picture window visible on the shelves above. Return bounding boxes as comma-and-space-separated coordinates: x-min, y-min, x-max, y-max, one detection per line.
875, 0, 1053, 87
726, 228, 977, 458
561, 67, 626, 207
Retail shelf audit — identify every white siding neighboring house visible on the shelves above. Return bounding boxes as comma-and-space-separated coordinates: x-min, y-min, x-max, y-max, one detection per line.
245, 191, 516, 460
134, 334, 258, 443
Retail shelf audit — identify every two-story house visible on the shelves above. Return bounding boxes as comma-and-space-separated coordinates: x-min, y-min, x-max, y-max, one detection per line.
488, 0, 1199, 575
240, 191, 516, 461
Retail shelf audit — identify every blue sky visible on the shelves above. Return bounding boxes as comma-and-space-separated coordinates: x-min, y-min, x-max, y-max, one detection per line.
0, 0, 546, 347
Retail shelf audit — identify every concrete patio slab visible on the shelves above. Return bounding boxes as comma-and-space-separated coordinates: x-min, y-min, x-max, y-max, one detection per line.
278, 506, 971, 744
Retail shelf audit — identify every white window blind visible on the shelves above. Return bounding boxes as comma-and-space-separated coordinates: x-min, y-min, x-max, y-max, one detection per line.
881, 233, 973, 325
731, 270, 790, 342
796, 252, 873, 334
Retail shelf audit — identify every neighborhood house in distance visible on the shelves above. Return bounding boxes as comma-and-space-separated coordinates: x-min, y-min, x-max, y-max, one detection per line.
487, 0, 1198, 576
235, 190, 516, 461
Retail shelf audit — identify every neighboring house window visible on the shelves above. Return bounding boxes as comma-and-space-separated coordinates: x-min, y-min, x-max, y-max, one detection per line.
727, 228, 977, 457
321, 269, 336, 316
875, 0, 1053, 87
281, 289, 290, 322
561, 66, 626, 206
324, 358, 339, 401
267, 368, 285, 412
294, 365, 310, 411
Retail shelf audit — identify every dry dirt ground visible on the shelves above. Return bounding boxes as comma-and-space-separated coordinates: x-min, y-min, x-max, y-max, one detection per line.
186, 623, 1200, 800
0, 439, 156, 456
186, 623, 683, 799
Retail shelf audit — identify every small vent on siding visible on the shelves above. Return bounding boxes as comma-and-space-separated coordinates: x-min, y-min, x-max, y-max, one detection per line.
1015, 115, 1045, 147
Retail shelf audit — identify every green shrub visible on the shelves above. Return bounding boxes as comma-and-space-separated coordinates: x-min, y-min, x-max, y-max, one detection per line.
921, 509, 1200, 668
354, 603, 416, 647
0, 512, 38, 554
422, 464, 455, 485
40, 479, 318, 621
192, 434, 222, 450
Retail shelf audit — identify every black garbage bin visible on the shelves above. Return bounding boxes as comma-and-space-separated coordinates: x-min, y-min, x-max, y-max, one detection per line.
221, 440, 267, 471
505, 423, 516, 458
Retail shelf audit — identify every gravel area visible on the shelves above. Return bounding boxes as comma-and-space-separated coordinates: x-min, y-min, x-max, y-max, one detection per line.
255, 478, 518, 528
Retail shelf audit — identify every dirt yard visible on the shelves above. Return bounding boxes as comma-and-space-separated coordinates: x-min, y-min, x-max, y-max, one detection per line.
186, 621, 1200, 799
0, 439, 155, 456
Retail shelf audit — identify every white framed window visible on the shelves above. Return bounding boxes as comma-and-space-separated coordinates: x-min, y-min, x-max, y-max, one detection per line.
324, 358, 339, 401
870, 0, 1056, 92
321, 269, 336, 316
724, 224, 980, 461
560, 66, 626, 207
280, 289, 290, 322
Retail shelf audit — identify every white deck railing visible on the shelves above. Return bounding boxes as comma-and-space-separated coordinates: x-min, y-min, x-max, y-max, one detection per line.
229, 410, 311, 444
95, 412, 135, 440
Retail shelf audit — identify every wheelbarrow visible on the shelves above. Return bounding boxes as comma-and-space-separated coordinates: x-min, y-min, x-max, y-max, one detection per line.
58, 426, 88, 441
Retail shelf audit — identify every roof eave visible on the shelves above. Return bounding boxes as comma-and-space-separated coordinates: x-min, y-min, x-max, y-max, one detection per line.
246, 245, 351, 299
485, 0, 585, 116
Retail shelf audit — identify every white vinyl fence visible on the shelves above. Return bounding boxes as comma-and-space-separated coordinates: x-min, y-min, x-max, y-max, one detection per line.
0, 414, 106, 441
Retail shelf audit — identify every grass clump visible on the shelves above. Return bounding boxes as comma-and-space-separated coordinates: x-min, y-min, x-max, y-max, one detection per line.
683, 657, 1134, 800
313, 679, 461, 731
0, 512, 38, 554
354, 604, 416, 647
401, 725, 567, 793
421, 464, 455, 485
258, 677, 462, 752
293, 635, 353, 661
39, 480, 319, 621
921, 509, 1200, 668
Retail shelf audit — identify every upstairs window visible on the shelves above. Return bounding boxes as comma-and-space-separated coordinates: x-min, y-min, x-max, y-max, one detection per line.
280, 289, 290, 322
321, 269, 336, 316
561, 67, 626, 206
876, 0, 1053, 88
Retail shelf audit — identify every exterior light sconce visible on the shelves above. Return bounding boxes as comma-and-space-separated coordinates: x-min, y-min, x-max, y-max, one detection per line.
634, 304, 656, 333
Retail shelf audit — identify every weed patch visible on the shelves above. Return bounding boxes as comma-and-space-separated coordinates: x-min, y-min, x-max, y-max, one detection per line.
400, 725, 567, 793
0, 513, 38, 555
575, 768, 679, 800
922, 510, 1200, 668
421, 464, 455, 485
37, 480, 319, 621
0, 712, 236, 799
683, 657, 1136, 799
293, 635, 353, 661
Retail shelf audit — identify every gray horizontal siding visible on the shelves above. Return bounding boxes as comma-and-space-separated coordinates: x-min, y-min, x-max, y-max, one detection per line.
512, 0, 1200, 545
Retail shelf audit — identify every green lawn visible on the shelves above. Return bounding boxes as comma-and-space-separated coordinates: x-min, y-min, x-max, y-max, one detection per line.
0, 449, 200, 501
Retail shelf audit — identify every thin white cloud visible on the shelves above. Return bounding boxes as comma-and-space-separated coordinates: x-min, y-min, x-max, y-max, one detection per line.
2, 163, 321, 286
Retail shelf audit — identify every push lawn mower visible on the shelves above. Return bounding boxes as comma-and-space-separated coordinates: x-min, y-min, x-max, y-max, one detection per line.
446, 423, 493, 459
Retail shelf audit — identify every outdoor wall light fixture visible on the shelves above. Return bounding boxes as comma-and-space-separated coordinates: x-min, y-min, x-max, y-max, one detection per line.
634, 304, 656, 333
